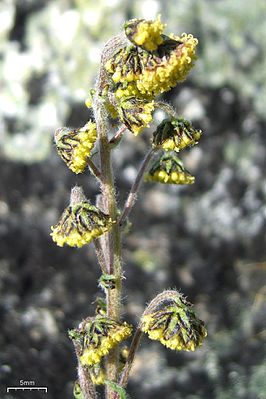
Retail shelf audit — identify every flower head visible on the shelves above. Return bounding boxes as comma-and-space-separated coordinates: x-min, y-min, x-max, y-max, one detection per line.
51, 186, 114, 248
124, 16, 164, 51
141, 293, 207, 351
55, 121, 97, 174
152, 117, 202, 151
69, 316, 132, 366
105, 18, 198, 101
136, 33, 198, 97
145, 153, 195, 185
118, 97, 154, 135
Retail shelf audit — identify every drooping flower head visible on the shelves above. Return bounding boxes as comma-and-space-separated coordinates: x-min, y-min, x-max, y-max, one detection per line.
51, 186, 114, 248
117, 97, 154, 135
69, 316, 132, 366
55, 121, 97, 174
141, 292, 207, 351
152, 117, 202, 152
105, 26, 198, 100
135, 33, 198, 97
145, 153, 195, 185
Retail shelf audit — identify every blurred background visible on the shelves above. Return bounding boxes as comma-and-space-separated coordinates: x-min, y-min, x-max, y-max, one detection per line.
0, 0, 266, 398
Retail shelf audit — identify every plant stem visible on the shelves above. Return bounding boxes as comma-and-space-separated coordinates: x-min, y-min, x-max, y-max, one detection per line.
154, 101, 177, 118
93, 92, 122, 398
119, 148, 156, 226
93, 238, 107, 273
73, 340, 96, 399
118, 327, 143, 388
77, 362, 97, 399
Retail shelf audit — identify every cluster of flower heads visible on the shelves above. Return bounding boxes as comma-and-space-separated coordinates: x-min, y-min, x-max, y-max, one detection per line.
69, 315, 132, 368
51, 186, 114, 248
141, 292, 207, 352
146, 116, 202, 185
104, 16, 198, 135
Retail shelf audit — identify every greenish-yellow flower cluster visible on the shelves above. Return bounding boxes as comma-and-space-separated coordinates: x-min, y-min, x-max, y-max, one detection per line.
89, 364, 106, 385
69, 316, 132, 367
118, 97, 154, 136
147, 117, 202, 185
51, 187, 114, 248
152, 117, 202, 152
55, 121, 97, 174
141, 294, 207, 351
104, 17, 198, 135
145, 153, 195, 185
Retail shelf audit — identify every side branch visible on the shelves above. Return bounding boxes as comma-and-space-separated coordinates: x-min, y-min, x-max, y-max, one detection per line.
118, 327, 143, 388
87, 158, 102, 181
119, 148, 156, 226
109, 126, 127, 148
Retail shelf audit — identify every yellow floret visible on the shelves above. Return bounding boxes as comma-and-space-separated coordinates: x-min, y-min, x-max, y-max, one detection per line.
132, 16, 164, 51
55, 121, 97, 174
145, 170, 194, 185
69, 123, 97, 174
51, 225, 108, 248
90, 367, 105, 385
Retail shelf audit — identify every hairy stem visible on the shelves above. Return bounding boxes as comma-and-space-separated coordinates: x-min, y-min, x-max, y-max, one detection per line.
154, 101, 177, 118
144, 290, 180, 314
93, 92, 122, 398
119, 148, 156, 226
77, 362, 97, 399
73, 340, 96, 399
93, 238, 107, 273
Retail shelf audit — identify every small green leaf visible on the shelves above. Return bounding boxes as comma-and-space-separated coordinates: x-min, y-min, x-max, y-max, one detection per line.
105, 381, 128, 399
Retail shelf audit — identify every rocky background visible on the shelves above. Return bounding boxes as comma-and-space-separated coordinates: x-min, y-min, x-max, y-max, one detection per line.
0, 1, 266, 398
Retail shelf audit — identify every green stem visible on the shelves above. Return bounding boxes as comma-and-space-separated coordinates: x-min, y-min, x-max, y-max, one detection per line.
93, 93, 122, 399
119, 148, 156, 226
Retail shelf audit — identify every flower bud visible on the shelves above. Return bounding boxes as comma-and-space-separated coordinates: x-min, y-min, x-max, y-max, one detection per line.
152, 117, 202, 152
51, 187, 114, 248
145, 153, 195, 185
54, 121, 97, 174
141, 292, 207, 351
69, 316, 132, 366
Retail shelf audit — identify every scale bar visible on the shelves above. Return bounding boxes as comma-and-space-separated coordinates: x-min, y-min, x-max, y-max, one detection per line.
7, 387, 48, 393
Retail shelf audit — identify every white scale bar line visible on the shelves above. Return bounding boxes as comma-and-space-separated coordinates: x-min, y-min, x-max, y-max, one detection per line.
7, 387, 48, 392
